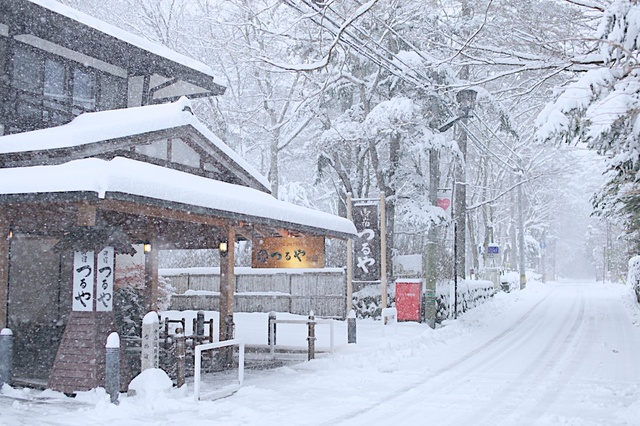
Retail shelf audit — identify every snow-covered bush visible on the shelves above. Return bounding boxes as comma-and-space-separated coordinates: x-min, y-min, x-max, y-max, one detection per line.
352, 278, 494, 321
352, 284, 394, 319
628, 255, 640, 302
436, 279, 495, 322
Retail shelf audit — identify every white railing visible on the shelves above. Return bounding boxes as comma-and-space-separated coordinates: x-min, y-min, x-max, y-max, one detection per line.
269, 318, 334, 358
381, 307, 398, 336
193, 338, 244, 401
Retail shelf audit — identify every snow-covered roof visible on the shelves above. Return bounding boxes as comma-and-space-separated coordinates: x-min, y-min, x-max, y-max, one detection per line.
27, 0, 218, 80
0, 97, 271, 192
0, 157, 356, 239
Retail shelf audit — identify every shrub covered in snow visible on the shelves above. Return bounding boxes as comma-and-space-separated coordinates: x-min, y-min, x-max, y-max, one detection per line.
628, 256, 640, 302
352, 279, 494, 321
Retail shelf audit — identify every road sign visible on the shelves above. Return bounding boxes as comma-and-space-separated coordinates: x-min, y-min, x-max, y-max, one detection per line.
487, 244, 500, 258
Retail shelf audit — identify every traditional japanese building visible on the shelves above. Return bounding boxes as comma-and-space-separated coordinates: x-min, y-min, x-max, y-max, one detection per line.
0, 0, 355, 392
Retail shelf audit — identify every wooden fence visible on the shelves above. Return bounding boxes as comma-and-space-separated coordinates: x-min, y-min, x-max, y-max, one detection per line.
164, 267, 347, 319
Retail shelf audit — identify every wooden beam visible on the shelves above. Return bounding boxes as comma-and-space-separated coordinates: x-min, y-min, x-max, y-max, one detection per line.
76, 202, 96, 226
99, 199, 228, 228
0, 215, 9, 329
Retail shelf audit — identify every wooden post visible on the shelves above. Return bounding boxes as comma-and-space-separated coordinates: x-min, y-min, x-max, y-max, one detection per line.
0, 215, 9, 329
380, 192, 387, 309
175, 327, 185, 388
346, 193, 353, 314
144, 235, 159, 312
219, 226, 235, 342
307, 310, 316, 361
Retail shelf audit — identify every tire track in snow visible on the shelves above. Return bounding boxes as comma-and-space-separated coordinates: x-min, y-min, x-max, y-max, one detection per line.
465, 288, 586, 426
318, 288, 557, 426
521, 291, 594, 424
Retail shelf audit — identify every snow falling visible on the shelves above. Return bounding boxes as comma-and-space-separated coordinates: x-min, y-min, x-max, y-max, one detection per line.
2, 0, 640, 425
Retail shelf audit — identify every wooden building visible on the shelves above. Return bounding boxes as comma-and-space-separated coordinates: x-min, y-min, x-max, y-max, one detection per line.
0, 0, 355, 393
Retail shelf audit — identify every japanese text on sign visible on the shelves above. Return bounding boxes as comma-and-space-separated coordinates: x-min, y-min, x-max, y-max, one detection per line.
352, 203, 380, 281
252, 236, 325, 268
72, 250, 94, 311
96, 246, 114, 312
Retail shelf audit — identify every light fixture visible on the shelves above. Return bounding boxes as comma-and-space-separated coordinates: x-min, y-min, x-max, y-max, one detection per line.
7, 229, 12, 240
218, 240, 228, 256
143, 241, 152, 253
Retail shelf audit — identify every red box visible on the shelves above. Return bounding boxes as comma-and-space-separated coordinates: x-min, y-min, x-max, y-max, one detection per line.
395, 280, 423, 322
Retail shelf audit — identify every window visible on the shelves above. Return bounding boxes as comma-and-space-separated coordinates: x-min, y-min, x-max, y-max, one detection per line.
98, 73, 126, 111
171, 138, 200, 168
44, 59, 65, 102
72, 68, 94, 110
12, 48, 43, 94
136, 139, 168, 160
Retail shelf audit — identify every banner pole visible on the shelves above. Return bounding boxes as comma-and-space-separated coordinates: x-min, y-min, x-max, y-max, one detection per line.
380, 191, 387, 309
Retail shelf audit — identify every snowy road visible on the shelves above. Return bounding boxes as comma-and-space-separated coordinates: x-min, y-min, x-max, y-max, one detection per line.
325, 281, 640, 425
3, 280, 640, 425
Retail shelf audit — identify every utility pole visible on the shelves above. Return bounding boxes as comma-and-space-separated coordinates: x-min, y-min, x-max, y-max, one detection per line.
453, 89, 477, 282
517, 180, 526, 290
424, 149, 439, 328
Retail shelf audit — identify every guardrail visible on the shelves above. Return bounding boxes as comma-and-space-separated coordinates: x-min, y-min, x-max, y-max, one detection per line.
193, 339, 244, 401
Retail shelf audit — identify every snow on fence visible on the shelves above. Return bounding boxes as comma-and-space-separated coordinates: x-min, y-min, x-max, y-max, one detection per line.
436, 279, 495, 322
165, 267, 346, 318
164, 267, 494, 322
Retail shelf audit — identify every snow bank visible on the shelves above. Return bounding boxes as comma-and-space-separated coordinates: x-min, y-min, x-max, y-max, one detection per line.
128, 368, 174, 399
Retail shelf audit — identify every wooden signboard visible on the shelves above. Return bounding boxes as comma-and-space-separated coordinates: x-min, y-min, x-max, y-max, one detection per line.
252, 236, 325, 268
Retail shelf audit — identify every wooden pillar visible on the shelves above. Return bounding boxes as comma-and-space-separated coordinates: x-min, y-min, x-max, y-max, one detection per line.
218, 226, 235, 342
144, 234, 159, 313
0, 215, 9, 329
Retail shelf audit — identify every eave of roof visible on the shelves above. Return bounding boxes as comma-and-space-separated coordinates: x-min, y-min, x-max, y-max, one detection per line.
0, 157, 356, 240
0, 97, 271, 192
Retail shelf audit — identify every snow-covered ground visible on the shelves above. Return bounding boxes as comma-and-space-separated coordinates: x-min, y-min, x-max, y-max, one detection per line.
2, 279, 640, 425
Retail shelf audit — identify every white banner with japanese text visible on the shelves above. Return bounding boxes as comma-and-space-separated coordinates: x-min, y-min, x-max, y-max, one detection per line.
96, 246, 115, 311
72, 250, 94, 311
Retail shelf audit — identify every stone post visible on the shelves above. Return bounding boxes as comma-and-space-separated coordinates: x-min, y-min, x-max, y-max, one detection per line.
347, 310, 357, 344
105, 332, 120, 404
141, 312, 159, 371
0, 328, 13, 386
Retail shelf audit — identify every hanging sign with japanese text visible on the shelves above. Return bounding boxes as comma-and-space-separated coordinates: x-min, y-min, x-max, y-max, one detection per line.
352, 203, 381, 281
252, 236, 325, 268
72, 250, 94, 311
96, 246, 115, 311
